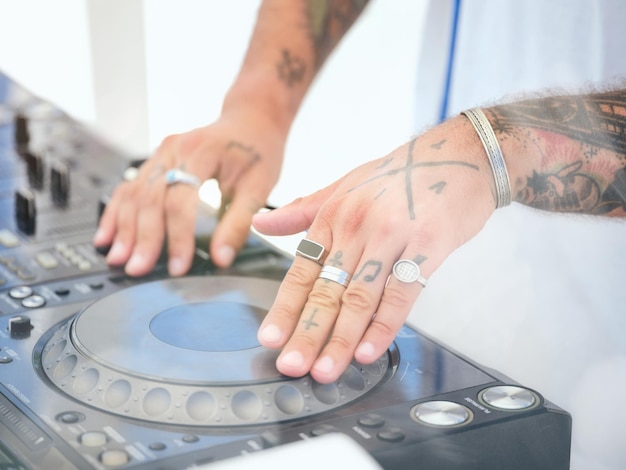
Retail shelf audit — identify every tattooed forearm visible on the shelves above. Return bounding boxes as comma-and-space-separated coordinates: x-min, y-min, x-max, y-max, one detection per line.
305, 0, 369, 70
487, 89, 626, 215
277, 49, 306, 87
489, 91, 626, 156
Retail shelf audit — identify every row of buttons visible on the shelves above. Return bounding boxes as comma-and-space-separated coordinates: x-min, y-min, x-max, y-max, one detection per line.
8, 285, 46, 309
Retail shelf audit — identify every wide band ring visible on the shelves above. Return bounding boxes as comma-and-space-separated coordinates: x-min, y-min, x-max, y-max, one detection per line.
392, 259, 427, 287
318, 265, 352, 288
295, 238, 326, 263
165, 169, 202, 189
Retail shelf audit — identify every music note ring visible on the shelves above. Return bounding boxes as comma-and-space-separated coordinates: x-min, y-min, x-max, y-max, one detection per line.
165, 168, 202, 189
318, 265, 351, 288
392, 259, 427, 287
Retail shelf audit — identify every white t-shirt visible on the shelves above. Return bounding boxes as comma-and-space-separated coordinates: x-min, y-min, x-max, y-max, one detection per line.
410, 2, 626, 469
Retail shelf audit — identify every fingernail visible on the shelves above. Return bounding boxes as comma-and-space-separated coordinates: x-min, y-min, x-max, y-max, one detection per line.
279, 351, 303, 368
258, 324, 282, 344
313, 356, 334, 375
168, 257, 187, 276
92, 228, 105, 244
216, 245, 235, 266
125, 252, 145, 272
355, 342, 375, 361
106, 242, 126, 262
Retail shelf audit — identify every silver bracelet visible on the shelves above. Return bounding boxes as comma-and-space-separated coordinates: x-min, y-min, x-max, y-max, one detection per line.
461, 107, 511, 208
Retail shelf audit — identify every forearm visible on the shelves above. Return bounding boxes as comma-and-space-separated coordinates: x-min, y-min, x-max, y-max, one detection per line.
222, 0, 369, 134
482, 89, 626, 217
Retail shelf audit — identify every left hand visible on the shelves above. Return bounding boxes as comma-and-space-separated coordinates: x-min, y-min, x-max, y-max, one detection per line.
252, 116, 497, 383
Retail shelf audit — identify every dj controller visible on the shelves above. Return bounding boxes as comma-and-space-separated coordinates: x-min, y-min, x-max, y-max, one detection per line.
0, 70, 572, 469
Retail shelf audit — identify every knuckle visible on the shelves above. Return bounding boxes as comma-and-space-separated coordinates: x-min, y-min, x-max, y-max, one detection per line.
324, 334, 353, 353
380, 285, 412, 310
342, 286, 378, 312
308, 283, 342, 309
367, 317, 396, 339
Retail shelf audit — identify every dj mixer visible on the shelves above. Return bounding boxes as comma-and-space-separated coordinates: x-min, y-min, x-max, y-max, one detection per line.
0, 70, 572, 469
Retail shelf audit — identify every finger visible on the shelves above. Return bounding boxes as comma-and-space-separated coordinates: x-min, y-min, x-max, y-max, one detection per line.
272, 245, 363, 378
355, 252, 430, 365
105, 187, 140, 267
93, 185, 127, 247
209, 191, 264, 268
164, 183, 200, 275
309, 254, 390, 384
257, 230, 333, 350
252, 183, 338, 236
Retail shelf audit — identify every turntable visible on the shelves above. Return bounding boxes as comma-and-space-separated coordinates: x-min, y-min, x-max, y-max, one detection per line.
0, 70, 571, 469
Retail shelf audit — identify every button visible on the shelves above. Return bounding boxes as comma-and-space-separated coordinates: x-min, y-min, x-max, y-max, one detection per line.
55, 287, 70, 296
80, 431, 107, 447
0, 229, 20, 248
480, 385, 538, 411
182, 435, 199, 444
9, 285, 32, 299
36, 252, 59, 269
358, 413, 385, 428
57, 412, 84, 424
310, 424, 336, 437
0, 356, 13, 364
377, 428, 406, 443
149, 442, 167, 451
100, 449, 130, 467
22, 294, 46, 309
412, 401, 472, 427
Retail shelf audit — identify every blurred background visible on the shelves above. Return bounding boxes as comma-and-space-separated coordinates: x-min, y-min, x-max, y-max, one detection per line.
0, 0, 426, 208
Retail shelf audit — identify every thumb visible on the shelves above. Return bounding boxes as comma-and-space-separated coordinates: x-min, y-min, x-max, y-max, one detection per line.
252, 183, 337, 236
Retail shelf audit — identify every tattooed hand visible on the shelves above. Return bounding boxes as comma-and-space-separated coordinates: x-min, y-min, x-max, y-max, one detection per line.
252, 116, 496, 383
93, 109, 285, 276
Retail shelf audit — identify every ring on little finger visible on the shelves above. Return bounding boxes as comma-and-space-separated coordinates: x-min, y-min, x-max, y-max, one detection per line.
165, 168, 202, 189
392, 259, 428, 287
318, 265, 352, 288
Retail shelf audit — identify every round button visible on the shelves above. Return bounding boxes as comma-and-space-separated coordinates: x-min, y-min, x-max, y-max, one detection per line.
480, 385, 538, 411
9, 285, 32, 299
412, 400, 472, 427
100, 449, 129, 467
21, 294, 46, 308
80, 431, 107, 447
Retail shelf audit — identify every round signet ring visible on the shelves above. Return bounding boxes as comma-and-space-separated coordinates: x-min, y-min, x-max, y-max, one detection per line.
165, 168, 202, 189
318, 265, 352, 288
295, 238, 326, 264
392, 259, 428, 287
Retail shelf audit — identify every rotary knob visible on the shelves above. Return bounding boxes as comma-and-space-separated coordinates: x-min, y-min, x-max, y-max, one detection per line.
8, 315, 32, 338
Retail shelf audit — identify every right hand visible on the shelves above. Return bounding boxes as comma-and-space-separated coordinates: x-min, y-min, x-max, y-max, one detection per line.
92, 108, 286, 277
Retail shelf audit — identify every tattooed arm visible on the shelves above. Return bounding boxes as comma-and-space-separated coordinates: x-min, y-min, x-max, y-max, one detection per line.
93, 0, 369, 277
488, 90, 626, 216
251, 86, 626, 384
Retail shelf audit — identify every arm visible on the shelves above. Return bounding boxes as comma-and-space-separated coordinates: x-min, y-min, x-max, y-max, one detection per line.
93, 0, 370, 276
252, 86, 626, 384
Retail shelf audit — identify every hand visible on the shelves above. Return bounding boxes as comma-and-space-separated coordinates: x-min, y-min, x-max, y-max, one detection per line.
252, 116, 497, 384
93, 109, 286, 276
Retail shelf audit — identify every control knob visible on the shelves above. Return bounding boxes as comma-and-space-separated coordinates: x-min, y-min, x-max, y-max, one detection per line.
14, 113, 30, 155
15, 188, 37, 235
51, 160, 70, 206
8, 315, 32, 338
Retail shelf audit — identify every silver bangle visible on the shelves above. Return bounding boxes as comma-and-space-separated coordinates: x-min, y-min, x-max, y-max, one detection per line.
461, 107, 511, 208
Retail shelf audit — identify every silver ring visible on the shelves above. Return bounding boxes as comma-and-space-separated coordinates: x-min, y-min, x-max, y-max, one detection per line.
392, 259, 427, 287
318, 265, 351, 288
295, 238, 325, 263
165, 169, 202, 189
